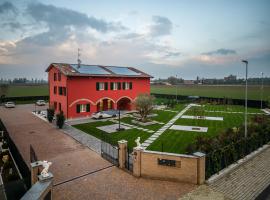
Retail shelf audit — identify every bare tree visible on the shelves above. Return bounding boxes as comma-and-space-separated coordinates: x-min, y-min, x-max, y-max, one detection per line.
135, 94, 155, 122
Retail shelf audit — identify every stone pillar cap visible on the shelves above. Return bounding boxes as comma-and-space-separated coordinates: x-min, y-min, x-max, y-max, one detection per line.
118, 140, 128, 144
193, 152, 206, 157
134, 146, 144, 151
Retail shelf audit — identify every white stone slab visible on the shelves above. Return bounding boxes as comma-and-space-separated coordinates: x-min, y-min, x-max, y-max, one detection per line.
181, 115, 223, 121
97, 124, 131, 133
170, 125, 208, 132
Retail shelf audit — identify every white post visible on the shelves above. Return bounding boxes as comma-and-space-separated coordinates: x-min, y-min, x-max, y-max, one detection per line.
261, 72, 264, 109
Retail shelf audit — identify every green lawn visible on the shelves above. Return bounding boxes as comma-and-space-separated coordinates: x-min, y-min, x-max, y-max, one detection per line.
147, 108, 262, 154
6, 85, 48, 97
151, 84, 270, 101
73, 120, 152, 149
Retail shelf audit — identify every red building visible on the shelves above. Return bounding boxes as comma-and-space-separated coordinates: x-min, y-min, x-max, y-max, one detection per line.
46, 63, 152, 119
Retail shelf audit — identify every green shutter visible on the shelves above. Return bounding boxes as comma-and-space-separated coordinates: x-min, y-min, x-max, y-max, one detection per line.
122, 82, 125, 90
110, 82, 113, 90
86, 104, 90, 112
105, 82, 108, 90
129, 82, 132, 89
118, 82, 121, 90
96, 82, 99, 91
76, 104, 80, 113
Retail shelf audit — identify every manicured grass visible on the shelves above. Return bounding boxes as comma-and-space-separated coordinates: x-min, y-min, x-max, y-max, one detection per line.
147, 105, 264, 154
6, 85, 49, 97
120, 117, 163, 131
73, 120, 152, 149
151, 84, 270, 101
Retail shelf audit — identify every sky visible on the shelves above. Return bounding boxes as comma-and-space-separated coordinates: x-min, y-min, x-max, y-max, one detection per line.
0, 0, 269, 80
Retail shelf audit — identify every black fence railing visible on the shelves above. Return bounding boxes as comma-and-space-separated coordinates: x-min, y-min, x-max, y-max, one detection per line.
206, 132, 270, 179
0, 119, 31, 199
0, 95, 49, 103
151, 93, 268, 108
125, 147, 133, 172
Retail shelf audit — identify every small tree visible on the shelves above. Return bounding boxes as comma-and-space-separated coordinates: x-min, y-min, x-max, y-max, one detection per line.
135, 94, 155, 122
56, 111, 65, 129
0, 84, 9, 103
47, 107, 55, 123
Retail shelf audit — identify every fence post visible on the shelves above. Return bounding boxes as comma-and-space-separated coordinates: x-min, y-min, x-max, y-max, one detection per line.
30, 161, 43, 185
133, 146, 143, 177
118, 140, 127, 169
193, 152, 206, 185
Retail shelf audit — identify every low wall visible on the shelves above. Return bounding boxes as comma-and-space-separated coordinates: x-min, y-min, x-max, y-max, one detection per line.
134, 149, 205, 184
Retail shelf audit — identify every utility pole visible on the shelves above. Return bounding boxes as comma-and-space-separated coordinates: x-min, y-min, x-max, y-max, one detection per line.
242, 60, 248, 138
261, 72, 264, 109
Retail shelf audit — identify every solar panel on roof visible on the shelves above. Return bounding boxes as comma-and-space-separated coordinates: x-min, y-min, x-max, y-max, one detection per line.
106, 66, 140, 75
70, 64, 111, 75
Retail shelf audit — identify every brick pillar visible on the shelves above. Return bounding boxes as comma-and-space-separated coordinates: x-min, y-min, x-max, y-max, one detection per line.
30, 161, 43, 185
133, 147, 143, 177
193, 152, 206, 185
118, 140, 127, 169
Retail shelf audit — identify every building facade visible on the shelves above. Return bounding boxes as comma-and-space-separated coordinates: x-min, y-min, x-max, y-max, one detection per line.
46, 63, 152, 119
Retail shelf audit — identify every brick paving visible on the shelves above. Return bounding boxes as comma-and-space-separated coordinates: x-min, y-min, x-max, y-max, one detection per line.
0, 104, 196, 200
209, 146, 270, 200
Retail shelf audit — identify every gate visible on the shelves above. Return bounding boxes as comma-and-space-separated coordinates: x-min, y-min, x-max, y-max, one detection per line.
101, 141, 119, 166
125, 147, 133, 172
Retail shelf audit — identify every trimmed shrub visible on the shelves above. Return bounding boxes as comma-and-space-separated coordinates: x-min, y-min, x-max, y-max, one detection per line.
56, 111, 65, 129
47, 108, 55, 123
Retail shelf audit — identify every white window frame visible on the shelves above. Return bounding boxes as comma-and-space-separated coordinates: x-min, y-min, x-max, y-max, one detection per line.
80, 104, 86, 112
99, 82, 105, 90
125, 82, 129, 90
113, 82, 117, 90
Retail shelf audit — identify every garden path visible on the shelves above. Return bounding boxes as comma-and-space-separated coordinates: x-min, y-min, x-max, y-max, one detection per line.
141, 104, 194, 149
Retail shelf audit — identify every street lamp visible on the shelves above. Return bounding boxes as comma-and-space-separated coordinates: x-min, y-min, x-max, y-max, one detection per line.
261, 72, 264, 109
175, 75, 178, 102
242, 60, 248, 138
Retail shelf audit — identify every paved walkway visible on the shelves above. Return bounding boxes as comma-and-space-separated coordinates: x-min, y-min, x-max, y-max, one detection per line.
141, 104, 193, 149
205, 110, 263, 115
209, 145, 270, 200
109, 119, 155, 133
0, 104, 196, 200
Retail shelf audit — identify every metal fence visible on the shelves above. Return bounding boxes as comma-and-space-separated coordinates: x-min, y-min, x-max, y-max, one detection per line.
101, 141, 119, 166
125, 147, 133, 172
0, 119, 31, 199
206, 132, 270, 179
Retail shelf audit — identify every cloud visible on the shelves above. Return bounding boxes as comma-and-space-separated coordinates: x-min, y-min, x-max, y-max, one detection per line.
27, 2, 126, 33
202, 48, 237, 56
0, 2, 17, 14
149, 16, 172, 37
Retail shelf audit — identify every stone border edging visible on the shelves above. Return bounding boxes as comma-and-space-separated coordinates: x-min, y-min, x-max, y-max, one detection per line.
206, 143, 270, 184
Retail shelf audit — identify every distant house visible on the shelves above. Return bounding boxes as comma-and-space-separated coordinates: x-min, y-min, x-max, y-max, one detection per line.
46, 63, 152, 119
224, 74, 237, 81
183, 80, 195, 85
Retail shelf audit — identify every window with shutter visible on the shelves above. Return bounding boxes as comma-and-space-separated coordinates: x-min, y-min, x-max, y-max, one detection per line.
110, 82, 114, 90
118, 82, 121, 90
96, 82, 99, 91
122, 82, 125, 90
76, 104, 80, 113
129, 82, 132, 90
86, 104, 90, 112
105, 82, 108, 90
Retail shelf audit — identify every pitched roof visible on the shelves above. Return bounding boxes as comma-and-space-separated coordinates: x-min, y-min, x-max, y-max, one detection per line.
45, 63, 152, 78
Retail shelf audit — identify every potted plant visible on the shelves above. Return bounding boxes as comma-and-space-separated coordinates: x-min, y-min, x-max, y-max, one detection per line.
56, 111, 65, 129
47, 107, 55, 123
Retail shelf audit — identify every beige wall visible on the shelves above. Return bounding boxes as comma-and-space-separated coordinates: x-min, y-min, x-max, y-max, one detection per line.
139, 150, 204, 184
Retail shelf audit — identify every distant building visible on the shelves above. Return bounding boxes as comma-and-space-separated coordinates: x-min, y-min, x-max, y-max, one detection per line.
224, 74, 237, 81
46, 63, 152, 119
183, 80, 195, 85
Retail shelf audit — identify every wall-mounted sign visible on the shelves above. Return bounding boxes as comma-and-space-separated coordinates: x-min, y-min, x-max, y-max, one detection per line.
157, 158, 181, 168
